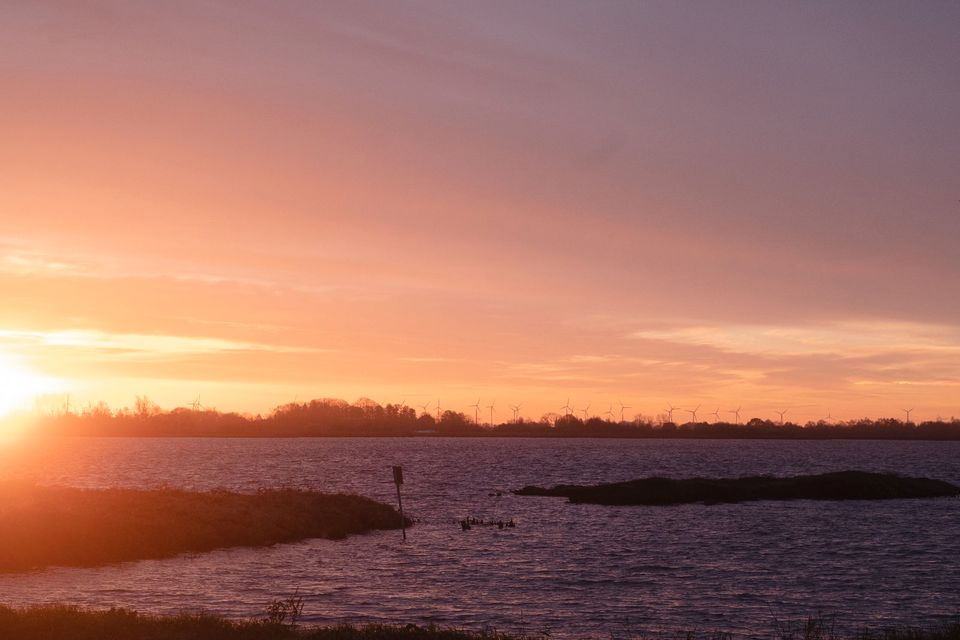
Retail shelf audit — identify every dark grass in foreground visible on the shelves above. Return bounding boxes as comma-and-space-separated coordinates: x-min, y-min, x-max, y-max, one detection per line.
0, 485, 409, 572
0, 606, 515, 640
0, 607, 958, 640
514, 471, 960, 506
0, 606, 511, 640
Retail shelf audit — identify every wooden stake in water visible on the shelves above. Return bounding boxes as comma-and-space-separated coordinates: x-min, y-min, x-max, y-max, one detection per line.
392, 465, 406, 541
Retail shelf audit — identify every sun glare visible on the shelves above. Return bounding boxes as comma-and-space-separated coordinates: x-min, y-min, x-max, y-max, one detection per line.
0, 354, 64, 420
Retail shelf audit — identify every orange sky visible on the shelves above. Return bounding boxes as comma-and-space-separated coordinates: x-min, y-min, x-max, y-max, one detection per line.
1, 2, 959, 424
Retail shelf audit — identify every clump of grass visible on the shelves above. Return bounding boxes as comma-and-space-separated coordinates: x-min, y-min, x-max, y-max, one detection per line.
514, 471, 960, 506
265, 590, 305, 626
0, 484, 410, 572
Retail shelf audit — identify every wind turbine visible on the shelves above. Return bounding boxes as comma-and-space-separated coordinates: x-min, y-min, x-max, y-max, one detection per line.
604, 405, 614, 421
418, 402, 431, 417
486, 400, 496, 426
901, 408, 914, 424
469, 399, 481, 424
436, 399, 442, 421
561, 398, 573, 416
664, 403, 677, 424
510, 403, 522, 422
580, 404, 591, 420
727, 406, 742, 425
189, 395, 202, 412
618, 400, 632, 422
710, 407, 721, 422
685, 404, 701, 423
775, 409, 788, 425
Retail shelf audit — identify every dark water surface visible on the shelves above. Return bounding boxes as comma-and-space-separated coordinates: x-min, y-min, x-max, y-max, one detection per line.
1, 437, 958, 637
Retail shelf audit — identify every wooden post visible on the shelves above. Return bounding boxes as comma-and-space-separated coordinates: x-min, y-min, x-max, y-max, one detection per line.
392, 465, 406, 541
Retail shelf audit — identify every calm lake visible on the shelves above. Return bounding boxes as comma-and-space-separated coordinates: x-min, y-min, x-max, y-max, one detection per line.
1, 437, 959, 638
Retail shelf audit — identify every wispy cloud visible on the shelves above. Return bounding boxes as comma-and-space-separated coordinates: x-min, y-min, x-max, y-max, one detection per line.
632, 322, 960, 358
0, 244, 338, 295
0, 328, 331, 359
565, 354, 613, 364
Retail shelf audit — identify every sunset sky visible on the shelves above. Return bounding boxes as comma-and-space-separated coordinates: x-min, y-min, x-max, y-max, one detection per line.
1, 1, 958, 424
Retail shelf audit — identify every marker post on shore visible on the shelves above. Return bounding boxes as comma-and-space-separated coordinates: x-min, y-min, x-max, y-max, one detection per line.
392, 465, 406, 541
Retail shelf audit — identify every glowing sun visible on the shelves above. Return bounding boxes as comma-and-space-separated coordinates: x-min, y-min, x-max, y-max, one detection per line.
0, 354, 65, 419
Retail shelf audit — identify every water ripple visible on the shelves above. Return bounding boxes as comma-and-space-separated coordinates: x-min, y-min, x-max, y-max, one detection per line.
0, 438, 958, 638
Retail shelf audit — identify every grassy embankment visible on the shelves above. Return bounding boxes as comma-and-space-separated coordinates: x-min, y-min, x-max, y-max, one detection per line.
0, 607, 957, 640
0, 485, 408, 572
0, 607, 511, 640
514, 471, 960, 505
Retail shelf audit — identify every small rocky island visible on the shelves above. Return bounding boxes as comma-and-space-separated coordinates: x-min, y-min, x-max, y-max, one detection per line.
514, 471, 959, 506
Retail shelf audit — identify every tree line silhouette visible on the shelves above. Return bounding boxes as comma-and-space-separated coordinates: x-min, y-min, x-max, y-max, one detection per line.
33, 397, 960, 440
